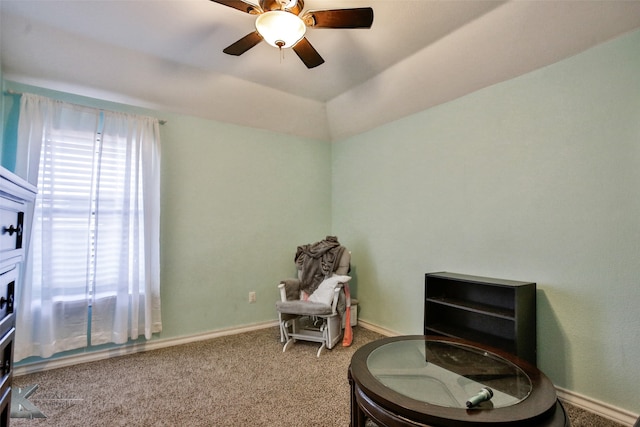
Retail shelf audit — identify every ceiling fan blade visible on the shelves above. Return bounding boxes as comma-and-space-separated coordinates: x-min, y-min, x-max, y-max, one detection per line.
292, 38, 324, 69
302, 8, 374, 29
223, 31, 263, 56
209, 0, 262, 14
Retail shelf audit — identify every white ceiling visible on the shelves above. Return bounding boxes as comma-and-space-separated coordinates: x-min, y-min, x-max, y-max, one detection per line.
2, 0, 640, 141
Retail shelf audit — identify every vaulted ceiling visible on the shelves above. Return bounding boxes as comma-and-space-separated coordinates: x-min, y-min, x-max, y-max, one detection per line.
2, 1, 640, 141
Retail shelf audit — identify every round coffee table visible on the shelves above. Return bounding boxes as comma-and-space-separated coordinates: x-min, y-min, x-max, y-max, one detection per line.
349, 335, 569, 426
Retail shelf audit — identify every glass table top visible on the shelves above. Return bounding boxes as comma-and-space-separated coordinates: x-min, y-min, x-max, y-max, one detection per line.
366, 339, 532, 409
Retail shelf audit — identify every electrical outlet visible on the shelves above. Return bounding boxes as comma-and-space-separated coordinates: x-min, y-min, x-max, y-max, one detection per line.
249, 291, 256, 303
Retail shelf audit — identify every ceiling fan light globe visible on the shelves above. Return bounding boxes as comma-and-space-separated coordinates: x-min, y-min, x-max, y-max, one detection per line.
255, 11, 306, 49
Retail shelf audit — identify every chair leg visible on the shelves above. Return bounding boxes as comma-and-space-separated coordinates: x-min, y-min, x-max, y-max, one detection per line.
317, 342, 326, 358
279, 313, 285, 343
283, 339, 295, 353
281, 318, 296, 352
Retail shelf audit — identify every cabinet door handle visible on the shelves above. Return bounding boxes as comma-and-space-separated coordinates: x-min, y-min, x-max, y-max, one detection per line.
0, 295, 11, 310
2, 224, 22, 237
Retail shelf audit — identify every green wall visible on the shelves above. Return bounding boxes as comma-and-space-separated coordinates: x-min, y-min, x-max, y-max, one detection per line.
332, 29, 640, 413
158, 112, 332, 337
0, 40, 4, 163
0, 4, 3, 160
0, 77, 3, 165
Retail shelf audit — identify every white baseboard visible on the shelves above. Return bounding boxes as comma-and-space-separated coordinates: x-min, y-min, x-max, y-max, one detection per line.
357, 319, 400, 337
556, 387, 638, 426
14, 320, 279, 377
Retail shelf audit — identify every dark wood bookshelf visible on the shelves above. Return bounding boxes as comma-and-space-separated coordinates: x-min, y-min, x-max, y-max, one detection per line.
425, 272, 537, 365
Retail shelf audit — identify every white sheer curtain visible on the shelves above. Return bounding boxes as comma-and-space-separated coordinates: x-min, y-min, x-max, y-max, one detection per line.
90, 110, 162, 346
15, 93, 162, 360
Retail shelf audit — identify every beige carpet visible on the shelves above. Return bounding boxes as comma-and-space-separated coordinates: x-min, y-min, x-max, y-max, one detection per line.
11, 327, 625, 426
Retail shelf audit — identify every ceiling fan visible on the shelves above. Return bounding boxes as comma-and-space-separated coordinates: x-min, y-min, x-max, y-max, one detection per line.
211, 0, 374, 68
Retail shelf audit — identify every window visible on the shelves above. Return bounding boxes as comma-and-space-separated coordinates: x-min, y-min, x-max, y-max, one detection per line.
15, 94, 162, 360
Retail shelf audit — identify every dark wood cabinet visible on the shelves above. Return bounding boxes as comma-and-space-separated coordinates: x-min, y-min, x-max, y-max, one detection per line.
424, 272, 537, 365
1, 167, 37, 426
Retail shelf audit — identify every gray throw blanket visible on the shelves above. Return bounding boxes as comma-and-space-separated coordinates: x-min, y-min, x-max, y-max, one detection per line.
295, 236, 346, 295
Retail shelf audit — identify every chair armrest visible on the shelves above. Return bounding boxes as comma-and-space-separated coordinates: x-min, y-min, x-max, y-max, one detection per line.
278, 283, 286, 302
279, 279, 301, 301
331, 283, 344, 314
